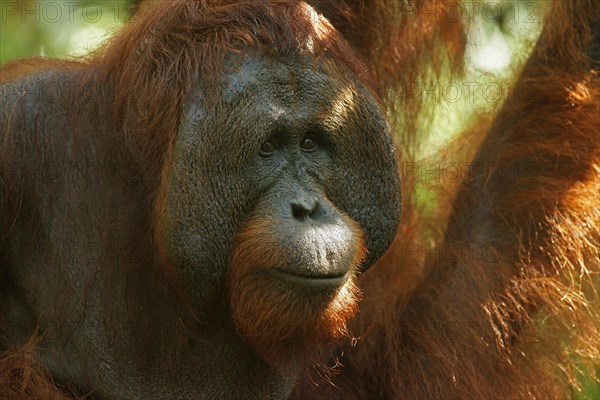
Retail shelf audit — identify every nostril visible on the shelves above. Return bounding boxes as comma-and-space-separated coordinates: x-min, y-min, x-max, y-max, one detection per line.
291, 199, 318, 221
292, 204, 307, 221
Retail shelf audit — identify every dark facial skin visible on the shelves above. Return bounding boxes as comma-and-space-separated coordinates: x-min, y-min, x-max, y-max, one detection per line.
0, 52, 401, 399
167, 53, 401, 303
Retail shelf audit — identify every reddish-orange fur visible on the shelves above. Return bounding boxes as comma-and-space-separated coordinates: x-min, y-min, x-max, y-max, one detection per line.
1, 0, 598, 399
293, 1, 600, 398
229, 212, 366, 367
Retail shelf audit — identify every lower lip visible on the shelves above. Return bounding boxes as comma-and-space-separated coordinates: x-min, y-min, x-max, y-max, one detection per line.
269, 268, 348, 287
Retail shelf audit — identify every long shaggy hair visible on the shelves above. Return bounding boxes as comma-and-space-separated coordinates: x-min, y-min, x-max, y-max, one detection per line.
1, 1, 598, 399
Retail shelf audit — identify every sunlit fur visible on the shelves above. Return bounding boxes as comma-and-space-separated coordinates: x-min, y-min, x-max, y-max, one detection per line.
293, 1, 600, 398
1, 0, 598, 399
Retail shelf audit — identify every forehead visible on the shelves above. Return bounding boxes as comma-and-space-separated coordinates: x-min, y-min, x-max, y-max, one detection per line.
179, 51, 388, 165
177, 51, 390, 172
225, 53, 346, 91
217, 53, 364, 130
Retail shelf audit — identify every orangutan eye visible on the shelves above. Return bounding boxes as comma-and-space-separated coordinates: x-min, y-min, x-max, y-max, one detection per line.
259, 140, 277, 157
300, 135, 318, 152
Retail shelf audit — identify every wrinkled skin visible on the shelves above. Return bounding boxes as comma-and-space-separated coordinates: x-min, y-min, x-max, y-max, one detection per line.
0, 50, 401, 399
167, 54, 400, 307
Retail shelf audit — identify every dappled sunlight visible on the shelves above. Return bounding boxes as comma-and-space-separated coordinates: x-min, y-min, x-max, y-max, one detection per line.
68, 25, 110, 56
325, 85, 356, 130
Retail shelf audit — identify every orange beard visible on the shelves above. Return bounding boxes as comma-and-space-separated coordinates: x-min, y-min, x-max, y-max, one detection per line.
228, 214, 366, 368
